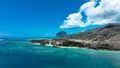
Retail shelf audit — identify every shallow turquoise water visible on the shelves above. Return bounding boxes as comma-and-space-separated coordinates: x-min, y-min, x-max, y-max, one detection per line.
0, 39, 120, 68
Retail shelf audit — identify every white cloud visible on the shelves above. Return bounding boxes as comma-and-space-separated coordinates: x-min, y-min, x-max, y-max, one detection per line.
60, 13, 89, 28
44, 34, 54, 36
0, 32, 11, 36
60, 0, 120, 28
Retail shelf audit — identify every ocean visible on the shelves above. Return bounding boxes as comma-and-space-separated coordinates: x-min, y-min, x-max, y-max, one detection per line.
0, 38, 120, 68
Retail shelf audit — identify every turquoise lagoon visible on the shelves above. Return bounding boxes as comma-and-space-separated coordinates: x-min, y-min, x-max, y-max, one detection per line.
0, 38, 120, 68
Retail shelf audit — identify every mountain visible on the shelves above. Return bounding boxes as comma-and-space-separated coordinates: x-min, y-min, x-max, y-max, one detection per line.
66, 23, 120, 40
62, 23, 120, 50
56, 31, 67, 38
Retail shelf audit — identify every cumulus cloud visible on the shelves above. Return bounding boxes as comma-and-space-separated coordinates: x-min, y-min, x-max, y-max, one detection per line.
60, 0, 120, 28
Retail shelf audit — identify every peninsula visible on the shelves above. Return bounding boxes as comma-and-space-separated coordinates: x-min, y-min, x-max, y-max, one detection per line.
30, 23, 120, 50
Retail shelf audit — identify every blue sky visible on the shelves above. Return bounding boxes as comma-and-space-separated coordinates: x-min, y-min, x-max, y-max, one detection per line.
0, 0, 120, 38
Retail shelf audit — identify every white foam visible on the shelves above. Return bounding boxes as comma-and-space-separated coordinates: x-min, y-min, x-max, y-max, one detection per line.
34, 43, 40, 45
0, 39, 4, 41
58, 46, 78, 48
45, 44, 53, 46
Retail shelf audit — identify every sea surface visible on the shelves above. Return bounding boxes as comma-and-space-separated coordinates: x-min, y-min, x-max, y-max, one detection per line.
0, 38, 120, 68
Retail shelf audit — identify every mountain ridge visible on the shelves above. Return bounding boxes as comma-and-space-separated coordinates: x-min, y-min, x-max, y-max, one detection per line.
64, 23, 120, 40
61, 23, 120, 50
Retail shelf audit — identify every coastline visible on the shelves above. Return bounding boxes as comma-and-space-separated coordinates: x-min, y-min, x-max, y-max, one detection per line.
30, 40, 120, 53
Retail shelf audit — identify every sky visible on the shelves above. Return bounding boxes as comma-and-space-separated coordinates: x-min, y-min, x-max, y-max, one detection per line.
0, 0, 120, 38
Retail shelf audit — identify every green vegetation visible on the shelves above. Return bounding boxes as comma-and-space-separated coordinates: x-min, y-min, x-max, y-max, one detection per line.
59, 40, 84, 47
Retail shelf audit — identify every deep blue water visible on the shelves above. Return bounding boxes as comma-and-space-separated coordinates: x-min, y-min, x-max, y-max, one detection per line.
0, 38, 120, 68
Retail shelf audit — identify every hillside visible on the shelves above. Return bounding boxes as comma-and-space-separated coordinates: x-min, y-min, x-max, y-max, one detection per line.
62, 23, 120, 50
66, 23, 120, 40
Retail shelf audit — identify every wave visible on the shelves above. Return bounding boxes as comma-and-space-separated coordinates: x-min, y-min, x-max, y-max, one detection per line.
0, 39, 4, 41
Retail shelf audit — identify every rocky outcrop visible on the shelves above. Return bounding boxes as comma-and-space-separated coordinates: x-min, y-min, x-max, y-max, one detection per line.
30, 40, 49, 45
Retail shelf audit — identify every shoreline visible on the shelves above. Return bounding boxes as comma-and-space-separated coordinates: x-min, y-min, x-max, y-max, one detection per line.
31, 42, 120, 53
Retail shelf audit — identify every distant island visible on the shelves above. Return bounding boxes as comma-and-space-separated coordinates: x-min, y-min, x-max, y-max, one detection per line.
30, 23, 120, 50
